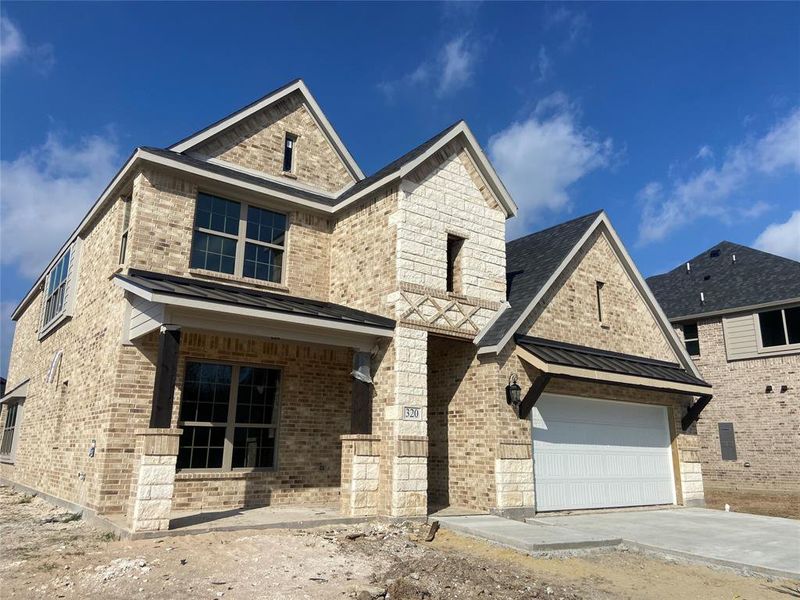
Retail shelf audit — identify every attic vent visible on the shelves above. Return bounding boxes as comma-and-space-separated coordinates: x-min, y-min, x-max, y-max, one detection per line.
710, 249, 721, 258
703, 275, 711, 281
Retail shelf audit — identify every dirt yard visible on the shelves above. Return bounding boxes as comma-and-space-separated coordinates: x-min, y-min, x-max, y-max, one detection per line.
1, 485, 797, 600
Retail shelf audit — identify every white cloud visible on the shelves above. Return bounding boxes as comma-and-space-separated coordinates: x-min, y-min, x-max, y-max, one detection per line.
0, 131, 121, 278
438, 35, 475, 96
638, 107, 800, 244
0, 15, 24, 64
536, 45, 551, 82
754, 211, 800, 261
379, 34, 479, 100
488, 93, 614, 237
696, 145, 714, 160
0, 14, 53, 72
545, 6, 590, 49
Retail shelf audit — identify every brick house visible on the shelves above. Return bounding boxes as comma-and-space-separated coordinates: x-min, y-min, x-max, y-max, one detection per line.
1, 80, 711, 533
648, 242, 799, 512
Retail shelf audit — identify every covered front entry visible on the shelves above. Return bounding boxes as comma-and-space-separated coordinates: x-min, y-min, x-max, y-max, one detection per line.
532, 393, 675, 512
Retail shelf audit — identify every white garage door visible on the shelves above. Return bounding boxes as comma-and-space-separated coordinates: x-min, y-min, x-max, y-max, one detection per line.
532, 393, 676, 512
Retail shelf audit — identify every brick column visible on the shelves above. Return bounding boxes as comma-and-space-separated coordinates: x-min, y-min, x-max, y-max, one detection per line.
494, 440, 535, 517
340, 434, 381, 516
386, 327, 429, 517
129, 428, 182, 532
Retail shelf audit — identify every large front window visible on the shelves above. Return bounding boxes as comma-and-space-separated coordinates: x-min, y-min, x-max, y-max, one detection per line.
190, 193, 286, 283
177, 361, 280, 471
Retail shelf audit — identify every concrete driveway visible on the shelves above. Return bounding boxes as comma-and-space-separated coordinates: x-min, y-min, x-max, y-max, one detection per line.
531, 508, 800, 579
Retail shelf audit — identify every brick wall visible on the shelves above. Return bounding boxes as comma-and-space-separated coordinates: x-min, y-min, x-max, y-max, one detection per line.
104, 330, 354, 513
128, 167, 333, 302
678, 318, 800, 491
329, 186, 398, 318
1, 196, 130, 512
522, 229, 677, 363
191, 91, 355, 193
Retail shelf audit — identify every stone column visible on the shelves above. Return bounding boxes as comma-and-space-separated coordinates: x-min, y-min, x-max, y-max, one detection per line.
494, 440, 535, 519
129, 428, 182, 533
386, 327, 429, 517
678, 440, 705, 506
340, 434, 381, 516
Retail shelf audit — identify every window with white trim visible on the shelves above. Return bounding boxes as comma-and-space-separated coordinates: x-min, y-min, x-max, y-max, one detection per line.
758, 307, 800, 349
42, 247, 74, 330
683, 322, 700, 356
119, 196, 132, 264
177, 362, 281, 471
282, 133, 297, 173
0, 402, 21, 461
190, 193, 286, 283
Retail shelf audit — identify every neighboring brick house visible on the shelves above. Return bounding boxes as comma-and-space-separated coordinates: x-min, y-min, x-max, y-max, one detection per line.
648, 242, 800, 513
1, 79, 711, 533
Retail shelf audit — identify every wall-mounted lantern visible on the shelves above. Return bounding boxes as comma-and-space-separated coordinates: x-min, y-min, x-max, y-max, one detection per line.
506, 374, 521, 407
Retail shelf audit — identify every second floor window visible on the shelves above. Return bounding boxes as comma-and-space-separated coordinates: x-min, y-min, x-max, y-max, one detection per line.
283, 133, 297, 173
758, 307, 800, 349
190, 193, 286, 284
42, 247, 73, 330
683, 322, 700, 356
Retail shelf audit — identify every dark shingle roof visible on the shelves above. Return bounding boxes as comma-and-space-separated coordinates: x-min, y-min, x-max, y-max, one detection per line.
337, 120, 464, 201
117, 269, 395, 330
516, 335, 709, 388
140, 147, 339, 206
478, 210, 603, 348
646, 241, 800, 320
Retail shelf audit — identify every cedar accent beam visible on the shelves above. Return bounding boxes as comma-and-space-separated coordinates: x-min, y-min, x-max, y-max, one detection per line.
517, 373, 552, 419
150, 325, 181, 429
681, 394, 712, 431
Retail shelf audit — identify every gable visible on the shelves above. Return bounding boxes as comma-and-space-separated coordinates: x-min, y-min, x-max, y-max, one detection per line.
188, 90, 356, 194
520, 228, 680, 363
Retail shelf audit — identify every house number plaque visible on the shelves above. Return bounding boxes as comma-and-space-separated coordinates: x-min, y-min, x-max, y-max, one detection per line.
403, 406, 423, 421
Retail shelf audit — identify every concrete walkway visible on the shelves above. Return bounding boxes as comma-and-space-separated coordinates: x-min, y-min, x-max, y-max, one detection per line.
532, 508, 800, 579
438, 515, 621, 552
440, 508, 800, 580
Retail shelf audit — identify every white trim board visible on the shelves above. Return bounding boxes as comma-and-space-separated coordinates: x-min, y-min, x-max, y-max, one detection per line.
168, 79, 364, 181
479, 212, 703, 380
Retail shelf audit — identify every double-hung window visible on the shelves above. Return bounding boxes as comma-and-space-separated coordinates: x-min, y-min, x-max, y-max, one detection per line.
0, 402, 21, 462
177, 361, 281, 471
683, 322, 700, 356
190, 193, 286, 283
42, 245, 76, 332
757, 307, 800, 350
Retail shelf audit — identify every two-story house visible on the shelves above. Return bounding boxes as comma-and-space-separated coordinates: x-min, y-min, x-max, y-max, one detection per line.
648, 242, 800, 516
0, 80, 711, 534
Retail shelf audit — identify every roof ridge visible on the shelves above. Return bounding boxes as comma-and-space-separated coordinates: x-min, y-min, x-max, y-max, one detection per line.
507, 209, 603, 246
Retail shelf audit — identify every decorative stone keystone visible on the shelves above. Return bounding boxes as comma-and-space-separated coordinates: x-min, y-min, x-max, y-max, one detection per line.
129, 428, 182, 532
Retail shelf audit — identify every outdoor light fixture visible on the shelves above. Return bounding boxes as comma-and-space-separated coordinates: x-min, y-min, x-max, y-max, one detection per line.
506, 374, 521, 406
765, 385, 773, 393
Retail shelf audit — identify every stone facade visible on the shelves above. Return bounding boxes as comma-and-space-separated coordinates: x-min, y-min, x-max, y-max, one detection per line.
675, 317, 800, 501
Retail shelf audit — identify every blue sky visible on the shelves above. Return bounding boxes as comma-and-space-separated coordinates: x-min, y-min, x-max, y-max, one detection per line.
1, 1, 799, 375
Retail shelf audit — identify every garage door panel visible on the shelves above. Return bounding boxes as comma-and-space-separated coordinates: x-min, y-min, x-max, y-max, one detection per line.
532, 394, 675, 512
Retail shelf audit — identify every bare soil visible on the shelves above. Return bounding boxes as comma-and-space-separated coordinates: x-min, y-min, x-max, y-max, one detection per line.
1, 485, 797, 600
